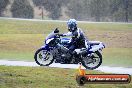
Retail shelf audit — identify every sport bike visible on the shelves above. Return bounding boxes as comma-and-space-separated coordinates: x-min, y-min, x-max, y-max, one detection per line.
34, 29, 105, 70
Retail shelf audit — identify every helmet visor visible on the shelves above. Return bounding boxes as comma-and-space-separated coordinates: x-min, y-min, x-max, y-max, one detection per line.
68, 23, 75, 29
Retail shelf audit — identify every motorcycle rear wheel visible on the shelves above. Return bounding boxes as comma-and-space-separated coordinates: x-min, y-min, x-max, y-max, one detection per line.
81, 51, 102, 70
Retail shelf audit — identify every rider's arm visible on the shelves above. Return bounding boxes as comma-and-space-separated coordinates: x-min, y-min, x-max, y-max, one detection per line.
63, 32, 72, 36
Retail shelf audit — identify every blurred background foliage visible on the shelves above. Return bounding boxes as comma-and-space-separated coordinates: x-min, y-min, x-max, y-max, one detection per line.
0, 0, 132, 22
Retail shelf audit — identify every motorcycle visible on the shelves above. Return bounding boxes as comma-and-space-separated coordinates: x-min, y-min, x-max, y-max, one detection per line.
34, 29, 105, 70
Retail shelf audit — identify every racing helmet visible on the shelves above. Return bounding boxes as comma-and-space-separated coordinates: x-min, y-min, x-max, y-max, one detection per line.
67, 19, 77, 32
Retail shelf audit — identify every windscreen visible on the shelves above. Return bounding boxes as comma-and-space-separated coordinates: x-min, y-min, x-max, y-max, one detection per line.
46, 31, 56, 40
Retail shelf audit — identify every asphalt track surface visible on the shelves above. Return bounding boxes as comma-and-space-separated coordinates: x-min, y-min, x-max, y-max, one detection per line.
0, 60, 132, 75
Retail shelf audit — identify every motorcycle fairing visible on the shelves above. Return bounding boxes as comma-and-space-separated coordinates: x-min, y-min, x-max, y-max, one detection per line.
41, 44, 51, 51
89, 41, 105, 52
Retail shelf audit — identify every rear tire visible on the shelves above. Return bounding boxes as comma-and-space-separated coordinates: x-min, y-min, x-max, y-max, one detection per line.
81, 51, 102, 70
34, 48, 54, 66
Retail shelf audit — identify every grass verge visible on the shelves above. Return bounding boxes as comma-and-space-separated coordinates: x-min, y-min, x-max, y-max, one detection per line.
0, 66, 132, 88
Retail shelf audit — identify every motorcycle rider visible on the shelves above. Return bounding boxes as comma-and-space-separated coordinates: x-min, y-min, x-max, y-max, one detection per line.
61, 19, 87, 63
64, 19, 86, 51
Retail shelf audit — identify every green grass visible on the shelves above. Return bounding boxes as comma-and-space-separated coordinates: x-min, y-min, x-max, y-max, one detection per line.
0, 19, 67, 34
0, 19, 132, 34
0, 51, 33, 61
0, 19, 132, 67
103, 48, 132, 67
0, 66, 132, 88
79, 22, 132, 31
0, 34, 43, 61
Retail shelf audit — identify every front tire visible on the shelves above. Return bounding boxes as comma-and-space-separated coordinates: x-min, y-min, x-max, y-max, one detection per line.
81, 51, 102, 70
34, 48, 54, 66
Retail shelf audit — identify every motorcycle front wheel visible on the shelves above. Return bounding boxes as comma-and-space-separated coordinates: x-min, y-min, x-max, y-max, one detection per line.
34, 48, 54, 66
81, 51, 102, 70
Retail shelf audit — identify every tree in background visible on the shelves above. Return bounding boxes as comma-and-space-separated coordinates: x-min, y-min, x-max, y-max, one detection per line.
0, 0, 9, 16
32, 0, 132, 22
8, 0, 132, 22
11, 0, 34, 18
128, 0, 132, 21
33, 0, 63, 20
110, 0, 132, 22
110, 0, 124, 21
89, 0, 111, 21
67, 0, 89, 20
44, 0, 62, 20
